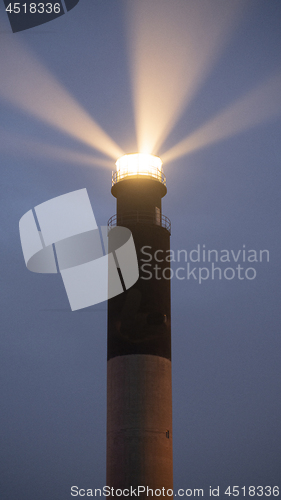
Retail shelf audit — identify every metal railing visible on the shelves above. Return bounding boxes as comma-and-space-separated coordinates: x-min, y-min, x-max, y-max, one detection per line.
108, 211, 171, 234
112, 167, 166, 187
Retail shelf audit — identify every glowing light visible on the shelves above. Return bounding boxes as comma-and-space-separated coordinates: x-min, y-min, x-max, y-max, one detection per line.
0, 128, 113, 169
115, 153, 163, 182
162, 71, 281, 164
126, 0, 242, 154
0, 36, 124, 160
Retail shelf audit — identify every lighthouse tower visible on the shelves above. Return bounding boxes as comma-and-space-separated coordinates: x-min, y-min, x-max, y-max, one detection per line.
106, 153, 173, 498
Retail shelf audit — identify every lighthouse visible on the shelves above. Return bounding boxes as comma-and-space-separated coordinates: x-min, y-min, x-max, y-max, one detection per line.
106, 153, 173, 497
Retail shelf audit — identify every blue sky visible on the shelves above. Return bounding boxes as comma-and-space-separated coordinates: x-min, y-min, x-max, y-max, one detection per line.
1, 0, 281, 497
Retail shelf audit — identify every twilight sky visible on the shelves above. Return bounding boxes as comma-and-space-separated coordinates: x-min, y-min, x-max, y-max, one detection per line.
0, 0, 281, 498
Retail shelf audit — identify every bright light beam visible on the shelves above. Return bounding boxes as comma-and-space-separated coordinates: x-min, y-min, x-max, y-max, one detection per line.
0, 128, 113, 169
162, 72, 281, 164
0, 36, 124, 160
126, 0, 243, 155
115, 153, 163, 182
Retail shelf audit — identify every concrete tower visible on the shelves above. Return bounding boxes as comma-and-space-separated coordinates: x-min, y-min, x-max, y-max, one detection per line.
107, 153, 173, 498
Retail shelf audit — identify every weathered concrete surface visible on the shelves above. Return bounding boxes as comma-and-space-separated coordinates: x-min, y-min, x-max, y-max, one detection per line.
107, 354, 173, 499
